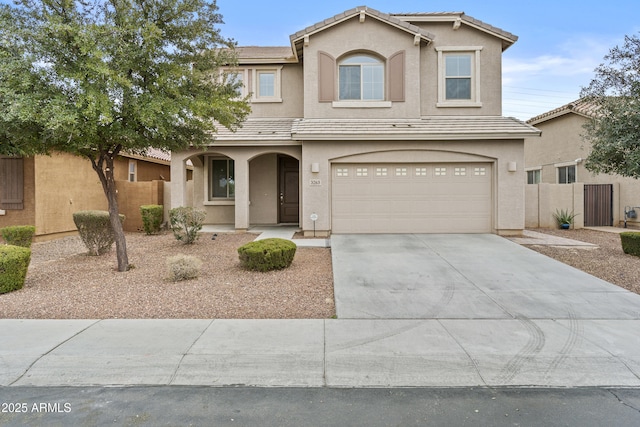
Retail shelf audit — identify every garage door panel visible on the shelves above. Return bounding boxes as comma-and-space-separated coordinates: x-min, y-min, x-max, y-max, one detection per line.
332, 163, 492, 234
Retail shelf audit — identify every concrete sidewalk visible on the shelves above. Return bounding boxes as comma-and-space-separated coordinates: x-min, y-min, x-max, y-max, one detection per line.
2, 317, 640, 387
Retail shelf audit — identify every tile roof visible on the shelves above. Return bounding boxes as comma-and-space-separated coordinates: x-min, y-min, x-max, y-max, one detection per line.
212, 119, 299, 142
391, 11, 517, 51
235, 46, 296, 63
209, 117, 540, 143
527, 98, 600, 125
291, 117, 540, 140
289, 6, 436, 59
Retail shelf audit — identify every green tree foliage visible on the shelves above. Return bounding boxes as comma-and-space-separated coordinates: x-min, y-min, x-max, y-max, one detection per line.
580, 34, 640, 178
0, 0, 250, 271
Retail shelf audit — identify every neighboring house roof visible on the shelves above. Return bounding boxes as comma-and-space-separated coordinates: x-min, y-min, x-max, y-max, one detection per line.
527, 98, 599, 126
211, 117, 540, 143
236, 46, 297, 64
122, 148, 171, 164
392, 12, 518, 51
290, 6, 436, 60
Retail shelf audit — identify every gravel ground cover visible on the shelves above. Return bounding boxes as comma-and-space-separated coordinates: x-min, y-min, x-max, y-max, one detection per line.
0, 232, 335, 319
524, 228, 640, 294
1, 228, 638, 319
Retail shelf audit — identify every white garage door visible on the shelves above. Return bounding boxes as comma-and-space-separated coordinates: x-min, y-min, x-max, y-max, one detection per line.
332, 163, 492, 233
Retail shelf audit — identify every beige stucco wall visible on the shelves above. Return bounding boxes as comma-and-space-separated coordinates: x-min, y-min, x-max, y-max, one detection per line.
301, 139, 525, 235
525, 113, 640, 226
249, 154, 278, 224
302, 17, 422, 119
525, 183, 585, 229
247, 64, 304, 119
33, 152, 107, 239
417, 22, 504, 116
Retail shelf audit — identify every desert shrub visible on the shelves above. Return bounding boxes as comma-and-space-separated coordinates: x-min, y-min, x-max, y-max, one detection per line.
0, 245, 31, 294
166, 254, 203, 282
140, 205, 163, 235
620, 232, 640, 257
73, 210, 126, 255
237, 238, 297, 272
169, 206, 206, 244
0, 225, 36, 248
553, 208, 578, 228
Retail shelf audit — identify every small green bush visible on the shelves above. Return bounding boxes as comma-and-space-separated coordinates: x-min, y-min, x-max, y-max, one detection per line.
620, 232, 640, 257
0, 245, 31, 294
553, 208, 578, 228
73, 210, 126, 256
140, 205, 164, 235
1, 225, 36, 248
237, 238, 297, 272
169, 206, 206, 244
166, 254, 203, 282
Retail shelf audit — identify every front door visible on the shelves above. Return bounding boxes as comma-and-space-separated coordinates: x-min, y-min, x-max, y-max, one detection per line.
278, 156, 299, 223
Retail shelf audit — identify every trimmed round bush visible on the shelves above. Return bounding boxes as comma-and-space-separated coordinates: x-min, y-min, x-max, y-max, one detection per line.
1, 225, 36, 248
0, 245, 31, 294
166, 254, 203, 282
73, 210, 126, 255
237, 238, 297, 272
140, 204, 164, 235
620, 231, 640, 257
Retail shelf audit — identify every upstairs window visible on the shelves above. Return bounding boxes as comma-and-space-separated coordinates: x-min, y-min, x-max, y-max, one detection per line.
339, 54, 384, 101
445, 54, 472, 100
436, 46, 483, 107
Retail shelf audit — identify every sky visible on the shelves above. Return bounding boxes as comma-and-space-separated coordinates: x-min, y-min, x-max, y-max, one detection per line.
216, 0, 640, 121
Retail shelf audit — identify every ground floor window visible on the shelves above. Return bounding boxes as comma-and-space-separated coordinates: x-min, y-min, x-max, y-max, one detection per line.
527, 169, 541, 184
210, 158, 235, 199
557, 165, 576, 184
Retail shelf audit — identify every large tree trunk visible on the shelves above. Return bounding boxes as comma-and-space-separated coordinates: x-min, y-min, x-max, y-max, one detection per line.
91, 150, 130, 272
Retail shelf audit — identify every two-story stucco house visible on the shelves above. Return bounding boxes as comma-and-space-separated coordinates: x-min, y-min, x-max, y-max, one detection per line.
170, 6, 540, 236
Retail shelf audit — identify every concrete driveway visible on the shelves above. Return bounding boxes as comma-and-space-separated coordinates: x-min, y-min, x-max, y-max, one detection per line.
331, 234, 640, 320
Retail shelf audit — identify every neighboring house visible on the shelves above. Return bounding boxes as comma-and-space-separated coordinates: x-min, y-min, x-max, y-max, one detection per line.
525, 98, 640, 228
0, 149, 172, 241
171, 6, 540, 236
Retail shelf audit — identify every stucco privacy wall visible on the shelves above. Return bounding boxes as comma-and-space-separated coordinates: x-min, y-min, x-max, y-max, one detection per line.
301, 139, 525, 235
525, 183, 585, 229
115, 180, 164, 232
34, 153, 107, 239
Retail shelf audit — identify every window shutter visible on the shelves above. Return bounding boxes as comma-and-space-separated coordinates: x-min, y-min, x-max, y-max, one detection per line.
318, 51, 335, 102
0, 157, 24, 210
388, 51, 405, 102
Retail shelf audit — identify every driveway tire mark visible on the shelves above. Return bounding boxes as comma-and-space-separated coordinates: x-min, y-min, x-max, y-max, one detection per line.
544, 307, 582, 380
328, 321, 426, 352
494, 315, 545, 385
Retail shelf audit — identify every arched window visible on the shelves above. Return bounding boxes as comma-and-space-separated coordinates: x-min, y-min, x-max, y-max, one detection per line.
338, 54, 384, 101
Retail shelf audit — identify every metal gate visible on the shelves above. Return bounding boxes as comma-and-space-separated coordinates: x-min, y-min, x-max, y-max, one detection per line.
584, 184, 613, 226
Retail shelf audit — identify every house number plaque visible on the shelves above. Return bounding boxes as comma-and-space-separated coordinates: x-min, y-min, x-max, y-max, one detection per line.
310, 179, 321, 186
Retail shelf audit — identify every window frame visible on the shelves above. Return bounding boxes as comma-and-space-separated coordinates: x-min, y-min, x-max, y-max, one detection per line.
526, 168, 541, 184
252, 66, 283, 103
337, 54, 385, 102
557, 164, 577, 184
224, 69, 247, 98
436, 46, 483, 108
205, 156, 236, 204
128, 160, 137, 182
